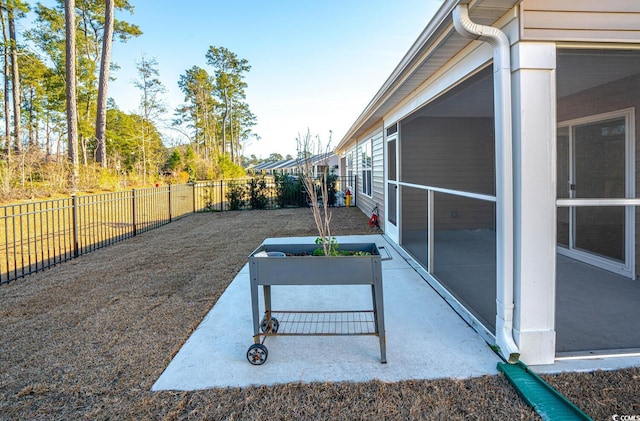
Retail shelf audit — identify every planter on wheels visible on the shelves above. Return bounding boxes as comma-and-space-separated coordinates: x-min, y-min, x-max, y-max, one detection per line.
246, 241, 389, 365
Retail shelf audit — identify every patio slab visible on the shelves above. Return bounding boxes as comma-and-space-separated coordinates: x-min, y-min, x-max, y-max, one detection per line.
152, 235, 502, 391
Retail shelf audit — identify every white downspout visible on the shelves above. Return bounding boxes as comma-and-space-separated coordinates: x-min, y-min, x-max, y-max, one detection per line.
452, 4, 520, 363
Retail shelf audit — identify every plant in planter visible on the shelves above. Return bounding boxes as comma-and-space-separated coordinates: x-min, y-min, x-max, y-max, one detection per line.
310, 236, 372, 256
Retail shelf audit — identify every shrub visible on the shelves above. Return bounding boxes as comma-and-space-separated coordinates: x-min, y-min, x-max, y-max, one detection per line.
202, 185, 217, 211
226, 181, 246, 210
274, 173, 303, 208
248, 175, 269, 210
326, 173, 338, 206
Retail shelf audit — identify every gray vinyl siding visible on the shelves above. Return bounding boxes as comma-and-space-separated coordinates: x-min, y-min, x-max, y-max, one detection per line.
521, 0, 640, 42
372, 132, 385, 230
345, 131, 385, 229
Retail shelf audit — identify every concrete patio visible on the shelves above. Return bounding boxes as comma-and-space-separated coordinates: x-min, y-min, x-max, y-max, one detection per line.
152, 235, 640, 391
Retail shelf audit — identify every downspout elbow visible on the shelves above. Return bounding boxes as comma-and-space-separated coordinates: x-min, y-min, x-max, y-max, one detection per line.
452, 4, 520, 364
453, 5, 510, 71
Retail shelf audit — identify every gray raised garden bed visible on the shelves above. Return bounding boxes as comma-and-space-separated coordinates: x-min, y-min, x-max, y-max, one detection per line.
246, 242, 389, 365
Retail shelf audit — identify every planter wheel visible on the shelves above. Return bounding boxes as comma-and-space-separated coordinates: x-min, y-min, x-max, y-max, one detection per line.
247, 343, 268, 365
260, 317, 279, 333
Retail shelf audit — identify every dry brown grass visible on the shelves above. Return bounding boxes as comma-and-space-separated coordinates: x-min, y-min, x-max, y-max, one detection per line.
0, 207, 637, 420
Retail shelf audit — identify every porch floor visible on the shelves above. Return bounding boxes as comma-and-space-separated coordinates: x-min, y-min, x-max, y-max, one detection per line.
423, 229, 640, 354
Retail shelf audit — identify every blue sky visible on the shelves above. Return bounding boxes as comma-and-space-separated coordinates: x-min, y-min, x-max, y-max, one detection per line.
48, 1, 443, 158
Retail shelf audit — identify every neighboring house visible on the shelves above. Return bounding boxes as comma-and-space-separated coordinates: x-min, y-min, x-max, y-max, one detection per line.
272, 158, 299, 175
335, 0, 640, 365
301, 152, 340, 179
251, 153, 340, 178
249, 161, 276, 174
250, 160, 284, 175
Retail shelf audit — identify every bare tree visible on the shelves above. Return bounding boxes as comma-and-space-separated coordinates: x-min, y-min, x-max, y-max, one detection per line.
95, 0, 114, 167
0, 3, 11, 160
65, 0, 79, 191
0, 4, 9, 193
6, 0, 20, 152
297, 129, 333, 255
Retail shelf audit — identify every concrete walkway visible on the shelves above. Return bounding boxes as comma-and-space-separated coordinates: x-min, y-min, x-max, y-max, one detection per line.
152, 235, 502, 391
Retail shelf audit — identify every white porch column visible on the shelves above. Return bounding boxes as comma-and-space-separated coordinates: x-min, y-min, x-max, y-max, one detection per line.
511, 42, 557, 365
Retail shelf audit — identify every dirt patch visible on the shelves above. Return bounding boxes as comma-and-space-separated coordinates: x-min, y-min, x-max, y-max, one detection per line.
0, 207, 637, 420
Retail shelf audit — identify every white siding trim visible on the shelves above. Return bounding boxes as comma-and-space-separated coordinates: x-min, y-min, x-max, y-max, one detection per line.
521, 0, 640, 43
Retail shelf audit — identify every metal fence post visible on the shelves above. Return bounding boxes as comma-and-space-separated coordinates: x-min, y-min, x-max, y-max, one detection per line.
168, 184, 173, 223
72, 194, 79, 257
132, 189, 137, 236
354, 174, 358, 207
219, 180, 223, 211
192, 182, 196, 213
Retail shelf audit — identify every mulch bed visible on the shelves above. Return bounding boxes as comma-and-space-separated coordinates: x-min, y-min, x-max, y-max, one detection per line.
0, 207, 637, 420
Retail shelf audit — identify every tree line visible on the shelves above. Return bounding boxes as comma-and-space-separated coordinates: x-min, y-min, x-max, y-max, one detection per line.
0, 0, 256, 202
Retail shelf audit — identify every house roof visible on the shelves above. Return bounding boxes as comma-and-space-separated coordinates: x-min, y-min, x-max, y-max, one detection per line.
335, 0, 522, 152
305, 152, 335, 166
252, 161, 275, 170
252, 153, 336, 172
271, 158, 298, 170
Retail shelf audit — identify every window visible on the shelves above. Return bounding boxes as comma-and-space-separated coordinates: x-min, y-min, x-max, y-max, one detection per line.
361, 140, 372, 196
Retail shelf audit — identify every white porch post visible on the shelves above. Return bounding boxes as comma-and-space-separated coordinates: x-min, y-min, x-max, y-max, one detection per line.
511, 42, 557, 365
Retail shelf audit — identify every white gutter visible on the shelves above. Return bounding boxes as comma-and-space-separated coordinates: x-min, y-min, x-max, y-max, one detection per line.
452, 4, 520, 363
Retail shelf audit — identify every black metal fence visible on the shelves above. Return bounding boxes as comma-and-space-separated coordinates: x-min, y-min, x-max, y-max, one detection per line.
194, 175, 356, 211
0, 176, 356, 285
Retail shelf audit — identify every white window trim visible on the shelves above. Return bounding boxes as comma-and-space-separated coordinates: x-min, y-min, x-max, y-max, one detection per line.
556, 107, 636, 278
361, 139, 373, 197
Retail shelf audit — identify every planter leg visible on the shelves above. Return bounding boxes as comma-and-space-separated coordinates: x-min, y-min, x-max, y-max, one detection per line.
372, 282, 387, 363
263, 285, 272, 314
250, 264, 260, 341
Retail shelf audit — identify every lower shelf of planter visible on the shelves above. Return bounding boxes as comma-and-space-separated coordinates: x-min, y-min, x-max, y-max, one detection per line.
261, 310, 377, 336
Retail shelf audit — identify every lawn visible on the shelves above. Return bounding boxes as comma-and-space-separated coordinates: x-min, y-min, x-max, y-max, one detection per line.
0, 208, 637, 420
